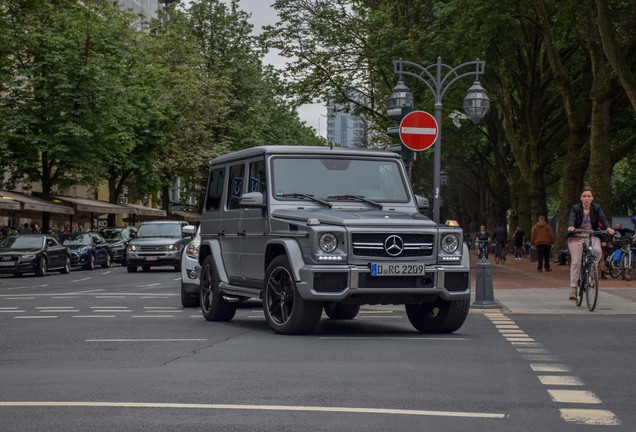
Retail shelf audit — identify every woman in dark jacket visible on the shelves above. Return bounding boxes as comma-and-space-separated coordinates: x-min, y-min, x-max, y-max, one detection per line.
566, 186, 614, 300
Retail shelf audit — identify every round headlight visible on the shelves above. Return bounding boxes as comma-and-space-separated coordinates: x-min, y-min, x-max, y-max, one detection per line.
319, 233, 338, 253
441, 234, 459, 253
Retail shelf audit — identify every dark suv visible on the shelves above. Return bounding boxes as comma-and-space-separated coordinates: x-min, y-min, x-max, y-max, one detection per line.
197, 146, 470, 334
126, 220, 194, 272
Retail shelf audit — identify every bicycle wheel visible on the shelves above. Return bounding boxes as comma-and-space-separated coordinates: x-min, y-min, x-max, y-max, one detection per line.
576, 267, 585, 307
622, 253, 633, 281
608, 251, 622, 278
586, 261, 599, 311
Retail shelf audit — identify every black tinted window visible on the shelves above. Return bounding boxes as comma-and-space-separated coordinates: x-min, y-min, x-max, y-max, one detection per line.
227, 163, 246, 210
205, 168, 225, 211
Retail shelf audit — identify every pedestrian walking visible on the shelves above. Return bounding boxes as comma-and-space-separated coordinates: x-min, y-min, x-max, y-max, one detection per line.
531, 216, 555, 273
513, 226, 524, 260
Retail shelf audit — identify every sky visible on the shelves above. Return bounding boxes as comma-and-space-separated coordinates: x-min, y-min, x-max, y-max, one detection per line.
225, 0, 327, 137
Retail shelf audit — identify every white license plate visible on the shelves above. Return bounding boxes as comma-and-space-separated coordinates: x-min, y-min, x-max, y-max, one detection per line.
0, 261, 16, 267
145, 257, 158, 261
370, 263, 426, 276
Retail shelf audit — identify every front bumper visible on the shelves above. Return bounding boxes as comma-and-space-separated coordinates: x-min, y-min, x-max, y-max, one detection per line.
127, 252, 181, 267
296, 263, 470, 304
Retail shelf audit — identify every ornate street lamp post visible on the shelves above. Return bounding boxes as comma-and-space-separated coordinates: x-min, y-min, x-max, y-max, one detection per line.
391, 57, 489, 223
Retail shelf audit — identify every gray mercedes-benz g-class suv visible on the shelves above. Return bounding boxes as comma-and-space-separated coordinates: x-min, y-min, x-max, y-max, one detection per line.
197, 146, 470, 334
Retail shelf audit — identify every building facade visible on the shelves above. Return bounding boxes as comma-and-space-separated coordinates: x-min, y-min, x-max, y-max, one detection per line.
326, 93, 367, 148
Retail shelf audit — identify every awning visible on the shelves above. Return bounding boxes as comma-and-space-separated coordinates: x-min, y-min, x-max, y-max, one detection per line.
52, 195, 130, 215
171, 210, 200, 223
0, 196, 20, 211
0, 190, 74, 215
124, 203, 167, 217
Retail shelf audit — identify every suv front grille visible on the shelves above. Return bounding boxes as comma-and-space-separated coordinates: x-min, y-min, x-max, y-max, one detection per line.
351, 233, 434, 258
139, 245, 170, 252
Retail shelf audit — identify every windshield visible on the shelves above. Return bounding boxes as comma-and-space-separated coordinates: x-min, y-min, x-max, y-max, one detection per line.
99, 229, 124, 241
60, 233, 91, 245
272, 157, 409, 203
0, 236, 45, 249
136, 223, 182, 238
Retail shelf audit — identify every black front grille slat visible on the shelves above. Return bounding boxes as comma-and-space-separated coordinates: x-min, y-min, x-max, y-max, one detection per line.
352, 233, 434, 258
358, 273, 435, 288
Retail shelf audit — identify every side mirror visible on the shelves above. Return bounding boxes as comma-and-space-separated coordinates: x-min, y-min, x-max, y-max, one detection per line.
182, 225, 197, 236
415, 195, 429, 211
240, 191, 265, 208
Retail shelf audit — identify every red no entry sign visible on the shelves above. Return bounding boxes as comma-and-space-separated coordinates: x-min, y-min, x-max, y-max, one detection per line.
398, 111, 438, 151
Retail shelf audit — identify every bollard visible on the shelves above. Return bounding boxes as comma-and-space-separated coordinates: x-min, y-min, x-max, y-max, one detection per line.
472, 259, 499, 308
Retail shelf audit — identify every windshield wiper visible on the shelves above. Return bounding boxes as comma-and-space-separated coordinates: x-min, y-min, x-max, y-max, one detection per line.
277, 193, 332, 208
327, 194, 384, 209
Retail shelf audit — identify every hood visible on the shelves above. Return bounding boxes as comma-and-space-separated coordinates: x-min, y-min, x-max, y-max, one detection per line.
129, 237, 181, 245
271, 208, 435, 227
0, 247, 42, 254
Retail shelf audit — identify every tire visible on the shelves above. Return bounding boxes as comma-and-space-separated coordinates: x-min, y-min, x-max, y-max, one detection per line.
405, 297, 470, 334
35, 257, 47, 277
61, 256, 71, 274
127, 265, 138, 273
586, 261, 599, 311
101, 253, 111, 269
324, 303, 360, 320
608, 252, 622, 278
621, 253, 632, 281
181, 281, 199, 308
576, 268, 585, 307
200, 256, 236, 321
85, 254, 95, 271
263, 255, 322, 335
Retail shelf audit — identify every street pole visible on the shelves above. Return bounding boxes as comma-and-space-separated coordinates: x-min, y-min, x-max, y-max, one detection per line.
391, 57, 489, 223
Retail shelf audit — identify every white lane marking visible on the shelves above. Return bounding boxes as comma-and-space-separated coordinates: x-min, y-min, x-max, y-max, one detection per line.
498, 329, 524, 334
559, 409, 622, 425
0, 307, 20, 310
0, 401, 507, 419
548, 390, 602, 404
137, 283, 161, 287
92, 310, 131, 313
538, 376, 584, 386
359, 311, 395, 314
72, 278, 92, 283
510, 341, 542, 347
36, 307, 74, 309
51, 296, 81, 299
356, 316, 402, 319
39, 309, 80, 313
90, 306, 128, 309
85, 339, 207, 342
73, 315, 116, 318
95, 296, 125, 299
319, 337, 470, 341
14, 315, 58, 319
4, 297, 35, 300
505, 337, 535, 342
522, 355, 560, 362
132, 315, 174, 318
0, 310, 24, 313
530, 363, 571, 373
517, 348, 550, 354
101, 271, 111, 275
144, 306, 179, 309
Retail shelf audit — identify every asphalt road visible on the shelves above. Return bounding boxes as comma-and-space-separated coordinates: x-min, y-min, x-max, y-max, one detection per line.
0, 266, 634, 431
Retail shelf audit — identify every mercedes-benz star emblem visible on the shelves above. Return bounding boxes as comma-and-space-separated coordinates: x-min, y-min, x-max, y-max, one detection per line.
384, 235, 404, 257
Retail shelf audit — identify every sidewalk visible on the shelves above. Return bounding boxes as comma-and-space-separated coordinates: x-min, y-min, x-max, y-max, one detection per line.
469, 251, 636, 315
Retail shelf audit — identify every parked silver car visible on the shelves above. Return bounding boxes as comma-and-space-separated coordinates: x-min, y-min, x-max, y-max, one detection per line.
180, 225, 200, 307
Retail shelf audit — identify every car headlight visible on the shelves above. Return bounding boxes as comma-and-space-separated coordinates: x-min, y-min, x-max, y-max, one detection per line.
441, 234, 459, 253
319, 233, 338, 253
128, 244, 138, 252
185, 243, 199, 258
21, 254, 36, 261
167, 244, 180, 252
79, 246, 90, 254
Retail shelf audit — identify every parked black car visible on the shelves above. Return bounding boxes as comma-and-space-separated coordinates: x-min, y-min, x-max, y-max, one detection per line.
97, 226, 136, 265
59, 232, 111, 270
0, 234, 71, 277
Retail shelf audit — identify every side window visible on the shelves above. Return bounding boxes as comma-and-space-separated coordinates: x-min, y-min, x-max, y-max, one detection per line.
46, 237, 57, 247
227, 163, 246, 210
205, 168, 225, 211
248, 159, 266, 194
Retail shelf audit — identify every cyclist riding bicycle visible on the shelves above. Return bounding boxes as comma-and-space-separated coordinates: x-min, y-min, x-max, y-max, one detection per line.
475, 225, 490, 260
566, 186, 614, 300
